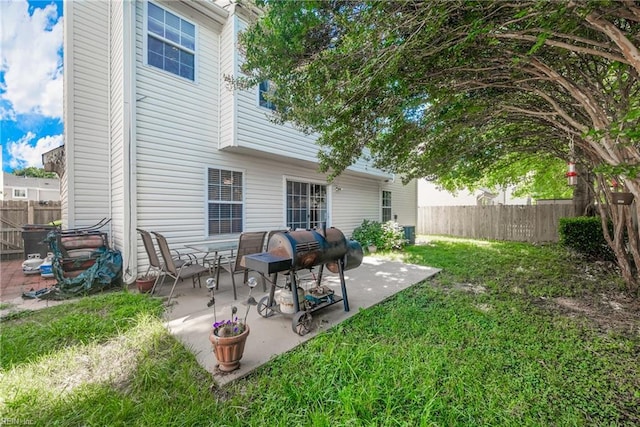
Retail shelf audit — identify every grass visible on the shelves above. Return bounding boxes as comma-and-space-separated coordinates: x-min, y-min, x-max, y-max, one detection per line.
1, 236, 638, 426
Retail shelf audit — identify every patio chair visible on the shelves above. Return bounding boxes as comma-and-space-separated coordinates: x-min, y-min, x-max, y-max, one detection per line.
218, 231, 266, 300
151, 231, 209, 304
136, 228, 187, 289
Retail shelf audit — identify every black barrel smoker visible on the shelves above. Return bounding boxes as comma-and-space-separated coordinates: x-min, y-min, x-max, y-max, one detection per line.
241, 226, 363, 335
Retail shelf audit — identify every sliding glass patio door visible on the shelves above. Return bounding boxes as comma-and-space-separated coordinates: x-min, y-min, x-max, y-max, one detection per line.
286, 180, 327, 230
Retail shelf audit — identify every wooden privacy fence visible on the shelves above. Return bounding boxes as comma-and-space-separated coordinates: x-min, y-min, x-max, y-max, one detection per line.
417, 205, 576, 243
1, 200, 61, 259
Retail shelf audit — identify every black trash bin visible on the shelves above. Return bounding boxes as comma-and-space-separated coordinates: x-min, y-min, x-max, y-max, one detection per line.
22, 224, 57, 259
403, 225, 416, 246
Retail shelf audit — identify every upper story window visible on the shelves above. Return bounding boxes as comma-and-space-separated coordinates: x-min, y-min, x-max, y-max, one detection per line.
259, 81, 276, 110
13, 188, 27, 199
208, 168, 244, 235
382, 190, 392, 222
147, 2, 195, 81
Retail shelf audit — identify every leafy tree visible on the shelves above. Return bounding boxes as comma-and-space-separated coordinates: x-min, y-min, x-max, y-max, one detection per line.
238, 0, 640, 291
12, 167, 57, 179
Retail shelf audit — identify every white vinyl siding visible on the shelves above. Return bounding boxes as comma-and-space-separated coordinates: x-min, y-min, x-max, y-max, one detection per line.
64, 0, 111, 229
134, 0, 219, 248
218, 13, 236, 149
109, 1, 129, 253
385, 179, 417, 227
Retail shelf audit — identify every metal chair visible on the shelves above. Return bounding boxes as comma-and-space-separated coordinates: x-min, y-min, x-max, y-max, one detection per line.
151, 231, 209, 304
136, 228, 187, 289
218, 231, 267, 300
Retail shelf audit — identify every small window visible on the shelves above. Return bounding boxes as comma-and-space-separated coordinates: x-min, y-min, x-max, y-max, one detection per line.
259, 81, 276, 110
13, 188, 27, 199
382, 191, 392, 222
208, 168, 244, 235
147, 2, 195, 80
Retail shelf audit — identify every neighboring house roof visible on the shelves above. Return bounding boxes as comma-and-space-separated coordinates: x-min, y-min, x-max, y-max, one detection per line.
3, 173, 59, 189
2, 172, 61, 201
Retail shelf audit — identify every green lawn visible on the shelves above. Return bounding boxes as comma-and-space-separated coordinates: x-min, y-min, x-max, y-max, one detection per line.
1, 237, 638, 426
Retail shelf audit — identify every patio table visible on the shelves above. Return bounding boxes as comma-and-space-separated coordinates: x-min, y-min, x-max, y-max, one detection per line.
185, 241, 238, 287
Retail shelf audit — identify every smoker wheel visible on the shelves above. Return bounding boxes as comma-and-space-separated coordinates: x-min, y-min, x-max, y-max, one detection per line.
292, 310, 312, 336
257, 296, 277, 318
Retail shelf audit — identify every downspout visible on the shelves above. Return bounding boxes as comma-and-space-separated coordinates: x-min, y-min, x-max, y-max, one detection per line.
108, 1, 113, 245
126, 0, 138, 283
217, 12, 222, 150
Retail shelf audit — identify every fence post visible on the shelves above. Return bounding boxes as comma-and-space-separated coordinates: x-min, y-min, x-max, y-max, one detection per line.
27, 201, 35, 224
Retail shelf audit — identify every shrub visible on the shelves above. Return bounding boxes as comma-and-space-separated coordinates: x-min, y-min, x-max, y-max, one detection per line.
380, 221, 407, 250
351, 219, 406, 251
558, 216, 615, 261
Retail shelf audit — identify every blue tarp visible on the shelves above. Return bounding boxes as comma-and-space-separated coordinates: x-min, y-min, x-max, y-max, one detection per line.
34, 230, 123, 299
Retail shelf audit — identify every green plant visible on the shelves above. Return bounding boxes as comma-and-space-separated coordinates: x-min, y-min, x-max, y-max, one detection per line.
380, 221, 406, 250
213, 306, 246, 337
211, 277, 257, 337
352, 219, 407, 251
351, 219, 383, 248
558, 216, 615, 261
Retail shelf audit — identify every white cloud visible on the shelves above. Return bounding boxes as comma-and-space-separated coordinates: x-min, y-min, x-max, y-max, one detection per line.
7, 132, 63, 169
0, 0, 63, 119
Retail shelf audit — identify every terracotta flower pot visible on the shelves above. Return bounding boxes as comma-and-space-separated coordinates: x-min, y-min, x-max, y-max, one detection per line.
136, 276, 155, 293
209, 324, 250, 372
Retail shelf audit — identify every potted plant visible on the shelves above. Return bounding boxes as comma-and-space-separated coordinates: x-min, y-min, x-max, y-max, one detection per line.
136, 274, 157, 293
351, 219, 383, 254
208, 277, 258, 372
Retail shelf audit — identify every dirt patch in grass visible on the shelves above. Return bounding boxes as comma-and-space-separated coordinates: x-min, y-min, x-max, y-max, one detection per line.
447, 280, 639, 335
542, 293, 640, 335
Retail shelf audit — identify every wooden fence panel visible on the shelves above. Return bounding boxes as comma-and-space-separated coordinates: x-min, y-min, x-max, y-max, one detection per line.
417, 205, 575, 243
1, 201, 61, 259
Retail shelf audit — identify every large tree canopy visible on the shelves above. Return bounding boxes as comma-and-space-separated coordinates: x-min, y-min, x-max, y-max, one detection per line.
238, 0, 640, 289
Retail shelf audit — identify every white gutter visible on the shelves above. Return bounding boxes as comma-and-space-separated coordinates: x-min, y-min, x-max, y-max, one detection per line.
185, 0, 229, 25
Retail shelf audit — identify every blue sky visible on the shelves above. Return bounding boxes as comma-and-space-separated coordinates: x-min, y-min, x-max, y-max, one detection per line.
1, 0, 64, 173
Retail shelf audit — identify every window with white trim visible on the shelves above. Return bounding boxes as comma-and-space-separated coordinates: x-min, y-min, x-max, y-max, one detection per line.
147, 2, 195, 80
208, 168, 243, 235
286, 180, 327, 230
13, 188, 27, 199
259, 81, 276, 110
382, 191, 392, 222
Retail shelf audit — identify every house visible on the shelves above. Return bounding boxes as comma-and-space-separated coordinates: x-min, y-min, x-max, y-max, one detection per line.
62, 0, 417, 278
418, 180, 530, 206
1, 172, 60, 202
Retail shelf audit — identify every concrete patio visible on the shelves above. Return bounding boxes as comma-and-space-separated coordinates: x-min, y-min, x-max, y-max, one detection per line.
160, 255, 440, 385
1, 254, 440, 386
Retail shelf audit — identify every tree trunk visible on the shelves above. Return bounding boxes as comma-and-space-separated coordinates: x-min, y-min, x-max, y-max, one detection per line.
595, 175, 639, 295
572, 162, 593, 216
